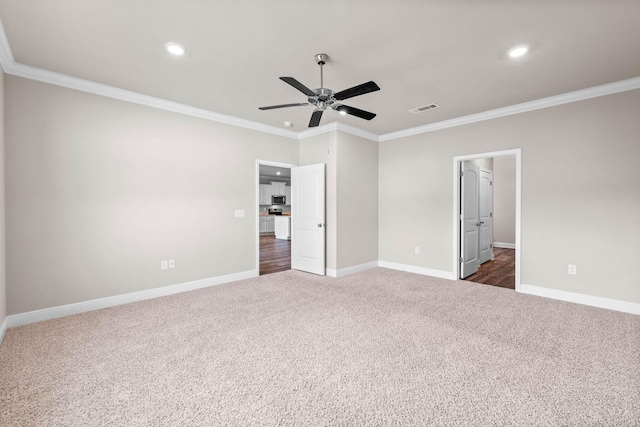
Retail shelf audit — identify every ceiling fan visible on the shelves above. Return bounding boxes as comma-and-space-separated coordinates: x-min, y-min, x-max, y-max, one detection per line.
259, 53, 380, 128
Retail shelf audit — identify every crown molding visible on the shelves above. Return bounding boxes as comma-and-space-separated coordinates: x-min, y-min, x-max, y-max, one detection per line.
297, 122, 338, 139
379, 76, 640, 141
7, 58, 639, 144
0, 17, 14, 72
0, 19, 298, 140
296, 122, 379, 142
7, 63, 300, 139
334, 122, 379, 142
1, 16, 639, 143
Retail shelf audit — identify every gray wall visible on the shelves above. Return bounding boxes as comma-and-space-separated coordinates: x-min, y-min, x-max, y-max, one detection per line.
379, 88, 640, 304
4, 72, 640, 316
0, 71, 5, 326
5, 76, 298, 314
298, 130, 379, 272
336, 132, 378, 269
493, 156, 516, 245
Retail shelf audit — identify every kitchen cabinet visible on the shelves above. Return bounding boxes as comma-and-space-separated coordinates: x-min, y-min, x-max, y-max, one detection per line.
285, 185, 291, 205
259, 216, 275, 234
259, 184, 272, 205
271, 181, 286, 196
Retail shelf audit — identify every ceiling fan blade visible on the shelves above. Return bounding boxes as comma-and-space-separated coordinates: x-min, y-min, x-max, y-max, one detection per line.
280, 77, 316, 97
334, 81, 380, 101
336, 105, 376, 120
309, 109, 324, 127
259, 103, 309, 110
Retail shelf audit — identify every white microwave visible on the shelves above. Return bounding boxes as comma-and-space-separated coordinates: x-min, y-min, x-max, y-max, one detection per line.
272, 195, 286, 205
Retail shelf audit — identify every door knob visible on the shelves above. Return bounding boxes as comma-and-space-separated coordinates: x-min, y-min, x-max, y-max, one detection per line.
318, 223, 323, 227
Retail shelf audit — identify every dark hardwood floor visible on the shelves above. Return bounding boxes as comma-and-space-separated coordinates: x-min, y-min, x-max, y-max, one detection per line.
259, 234, 291, 275
259, 235, 514, 288
464, 247, 515, 289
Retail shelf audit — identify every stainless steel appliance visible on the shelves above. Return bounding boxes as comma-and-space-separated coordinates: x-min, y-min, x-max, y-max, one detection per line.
271, 195, 286, 205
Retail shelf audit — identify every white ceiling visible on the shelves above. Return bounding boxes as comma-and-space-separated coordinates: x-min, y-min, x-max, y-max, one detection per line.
1, 1, 639, 136
260, 165, 291, 180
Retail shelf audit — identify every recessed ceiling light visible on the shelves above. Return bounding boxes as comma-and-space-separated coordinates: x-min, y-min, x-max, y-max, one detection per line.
283, 121, 293, 127
276, 171, 281, 175
508, 45, 529, 58
165, 42, 186, 56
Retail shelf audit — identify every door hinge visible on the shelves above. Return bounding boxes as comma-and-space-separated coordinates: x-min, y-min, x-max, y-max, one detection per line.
490, 243, 493, 248
460, 170, 463, 177
490, 212, 493, 218
459, 214, 463, 220
459, 257, 463, 263
490, 181, 493, 186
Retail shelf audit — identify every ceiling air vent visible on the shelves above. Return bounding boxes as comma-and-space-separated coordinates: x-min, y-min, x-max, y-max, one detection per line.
409, 104, 439, 114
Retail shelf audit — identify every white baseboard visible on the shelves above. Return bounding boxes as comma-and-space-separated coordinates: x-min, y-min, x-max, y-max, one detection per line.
0, 316, 8, 345
326, 261, 379, 278
493, 242, 516, 249
378, 261, 456, 280
519, 284, 640, 315
5, 269, 258, 329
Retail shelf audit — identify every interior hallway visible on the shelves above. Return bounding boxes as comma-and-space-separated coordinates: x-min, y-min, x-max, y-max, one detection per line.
465, 247, 515, 289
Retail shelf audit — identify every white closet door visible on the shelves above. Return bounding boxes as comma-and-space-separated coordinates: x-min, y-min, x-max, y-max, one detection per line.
479, 168, 494, 264
460, 162, 479, 278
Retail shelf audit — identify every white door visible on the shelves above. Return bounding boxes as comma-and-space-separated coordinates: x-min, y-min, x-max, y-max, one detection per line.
291, 164, 325, 275
478, 169, 494, 264
460, 161, 479, 278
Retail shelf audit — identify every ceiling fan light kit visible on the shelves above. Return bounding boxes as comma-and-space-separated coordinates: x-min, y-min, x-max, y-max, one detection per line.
259, 53, 380, 128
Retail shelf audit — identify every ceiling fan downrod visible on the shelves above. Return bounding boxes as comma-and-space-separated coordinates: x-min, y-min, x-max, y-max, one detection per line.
315, 53, 328, 88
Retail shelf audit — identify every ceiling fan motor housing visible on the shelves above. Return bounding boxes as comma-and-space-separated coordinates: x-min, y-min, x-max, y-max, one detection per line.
308, 89, 343, 112
313, 88, 333, 100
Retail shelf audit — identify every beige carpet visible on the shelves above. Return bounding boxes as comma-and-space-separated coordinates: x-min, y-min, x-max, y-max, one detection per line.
1, 268, 639, 426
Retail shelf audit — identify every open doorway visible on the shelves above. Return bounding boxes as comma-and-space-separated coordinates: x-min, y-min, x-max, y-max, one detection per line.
256, 160, 295, 275
453, 149, 521, 291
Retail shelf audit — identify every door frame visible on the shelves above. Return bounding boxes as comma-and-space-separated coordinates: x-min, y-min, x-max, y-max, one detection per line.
255, 159, 297, 274
452, 149, 522, 291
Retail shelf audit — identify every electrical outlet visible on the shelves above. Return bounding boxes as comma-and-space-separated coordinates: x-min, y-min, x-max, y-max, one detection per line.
169, 259, 175, 269
235, 209, 245, 218
414, 247, 420, 255
568, 264, 577, 275
161, 260, 168, 270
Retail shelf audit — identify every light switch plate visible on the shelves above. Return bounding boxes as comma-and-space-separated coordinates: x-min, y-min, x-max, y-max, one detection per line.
235, 210, 245, 217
